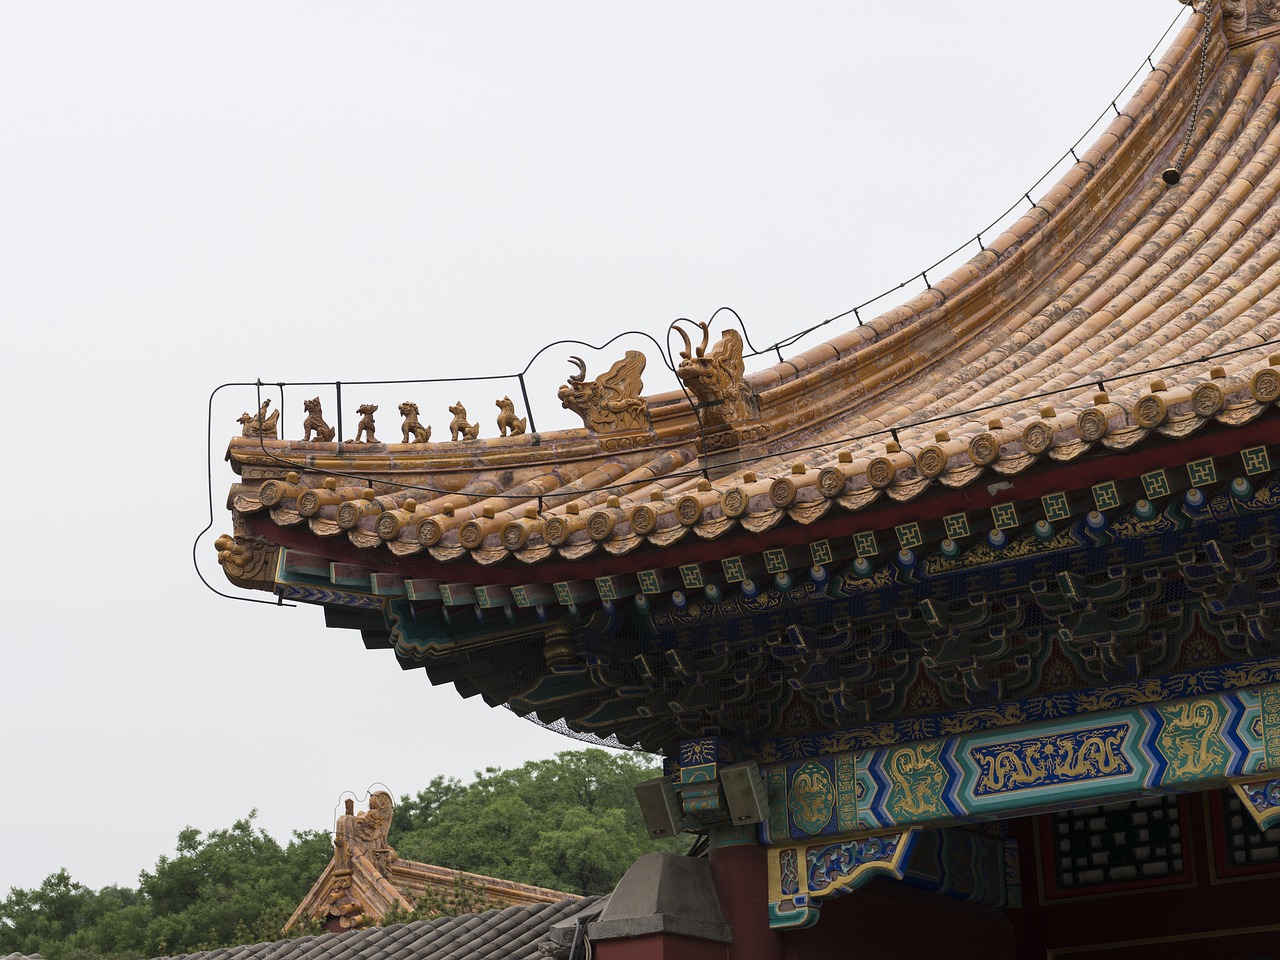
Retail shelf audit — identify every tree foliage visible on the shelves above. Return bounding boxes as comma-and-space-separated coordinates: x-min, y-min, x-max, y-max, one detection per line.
390, 749, 682, 896
0, 750, 680, 959
0, 814, 331, 960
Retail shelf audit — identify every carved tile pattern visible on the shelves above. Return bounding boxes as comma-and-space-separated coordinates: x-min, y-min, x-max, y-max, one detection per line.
944, 513, 971, 539
896, 523, 923, 550
1243, 445, 1271, 475
1188, 457, 1218, 487
1142, 470, 1171, 498
810, 540, 833, 565
1092, 481, 1121, 511
1042, 492, 1071, 523
991, 503, 1019, 530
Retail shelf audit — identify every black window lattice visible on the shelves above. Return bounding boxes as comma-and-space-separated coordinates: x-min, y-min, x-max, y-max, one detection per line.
1052, 795, 1184, 889
1221, 790, 1280, 868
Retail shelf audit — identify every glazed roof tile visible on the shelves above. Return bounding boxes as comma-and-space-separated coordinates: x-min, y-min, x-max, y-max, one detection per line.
157, 897, 598, 960
227, 9, 1280, 582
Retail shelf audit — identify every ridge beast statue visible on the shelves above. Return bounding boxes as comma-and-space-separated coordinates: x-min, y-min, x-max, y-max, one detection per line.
675, 322, 758, 427
236, 399, 279, 439
398, 401, 431, 443
557, 350, 651, 433
301, 397, 336, 442
495, 395, 528, 436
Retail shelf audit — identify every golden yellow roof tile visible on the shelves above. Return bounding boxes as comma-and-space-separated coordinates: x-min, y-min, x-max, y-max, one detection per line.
219, 7, 1280, 577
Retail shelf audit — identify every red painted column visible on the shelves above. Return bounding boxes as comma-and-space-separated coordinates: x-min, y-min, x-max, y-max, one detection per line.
590, 933, 726, 960
708, 844, 785, 960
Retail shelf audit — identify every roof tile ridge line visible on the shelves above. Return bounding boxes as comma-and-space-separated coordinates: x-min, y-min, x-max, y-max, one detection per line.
1169, 288, 1280, 367
902, 190, 1172, 423
364, 925, 423, 960
751, 11, 1212, 393
299, 937, 345, 960
860, 333, 1280, 445
493, 901, 580, 950
899, 53, 1252, 423
433, 457, 708, 550
752, 34, 1213, 423
381, 928, 431, 960
1077, 104, 1280, 383
851, 11, 1208, 338
901, 47, 1237, 426
1084, 214, 1280, 387
1119, 313, 1280, 388
252, 937, 307, 960
422, 450, 688, 531
285, 857, 340, 934
431, 907, 543, 960
393, 858, 580, 900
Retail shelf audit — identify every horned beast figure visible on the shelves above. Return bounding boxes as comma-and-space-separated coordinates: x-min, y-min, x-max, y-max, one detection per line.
557, 350, 651, 433
675, 322, 758, 427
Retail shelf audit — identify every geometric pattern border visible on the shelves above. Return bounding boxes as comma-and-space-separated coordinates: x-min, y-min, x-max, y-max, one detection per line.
754, 683, 1274, 844
743, 658, 1280, 763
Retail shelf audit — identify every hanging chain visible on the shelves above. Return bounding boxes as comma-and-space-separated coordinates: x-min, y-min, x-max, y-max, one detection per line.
1173, 1, 1214, 173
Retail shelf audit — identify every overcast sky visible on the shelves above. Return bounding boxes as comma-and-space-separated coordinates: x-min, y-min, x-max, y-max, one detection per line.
2, 1, 1180, 894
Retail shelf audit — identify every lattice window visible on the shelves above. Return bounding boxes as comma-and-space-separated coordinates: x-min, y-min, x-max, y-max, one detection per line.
1044, 795, 1187, 897
1215, 790, 1280, 877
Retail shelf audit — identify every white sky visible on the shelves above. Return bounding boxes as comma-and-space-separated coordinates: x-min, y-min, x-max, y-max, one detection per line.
2, 1, 1181, 894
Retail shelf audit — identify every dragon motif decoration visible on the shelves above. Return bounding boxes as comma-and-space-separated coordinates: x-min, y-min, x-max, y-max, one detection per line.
557, 350, 651, 433
675, 322, 758, 428
1158, 699, 1229, 779
214, 534, 279, 590
1217, 1, 1280, 44
334, 792, 398, 874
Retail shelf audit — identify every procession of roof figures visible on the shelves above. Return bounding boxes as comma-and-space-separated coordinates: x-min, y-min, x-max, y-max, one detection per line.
235, 321, 760, 444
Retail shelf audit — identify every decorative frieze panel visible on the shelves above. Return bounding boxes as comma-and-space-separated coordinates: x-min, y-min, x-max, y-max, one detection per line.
766, 823, 1010, 929
767, 830, 917, 930
1230, 776, 1280, 831
753, 683, 1270, 842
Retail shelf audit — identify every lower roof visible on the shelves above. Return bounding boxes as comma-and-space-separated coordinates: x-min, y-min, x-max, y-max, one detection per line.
157, 897, 599, 960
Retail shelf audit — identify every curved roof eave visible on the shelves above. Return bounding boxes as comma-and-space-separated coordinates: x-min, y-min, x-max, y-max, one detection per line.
227, 6, 1280, 575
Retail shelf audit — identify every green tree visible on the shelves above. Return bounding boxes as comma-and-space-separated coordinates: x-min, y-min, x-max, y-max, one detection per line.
136, 813, 331, 955
392, 749, 681, 895
0, 816, 332, 960
0, 748, 677, 958
0, 869, 98, 956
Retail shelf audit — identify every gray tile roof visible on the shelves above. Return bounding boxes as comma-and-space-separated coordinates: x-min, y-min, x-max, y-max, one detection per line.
156, 897, 600, 960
